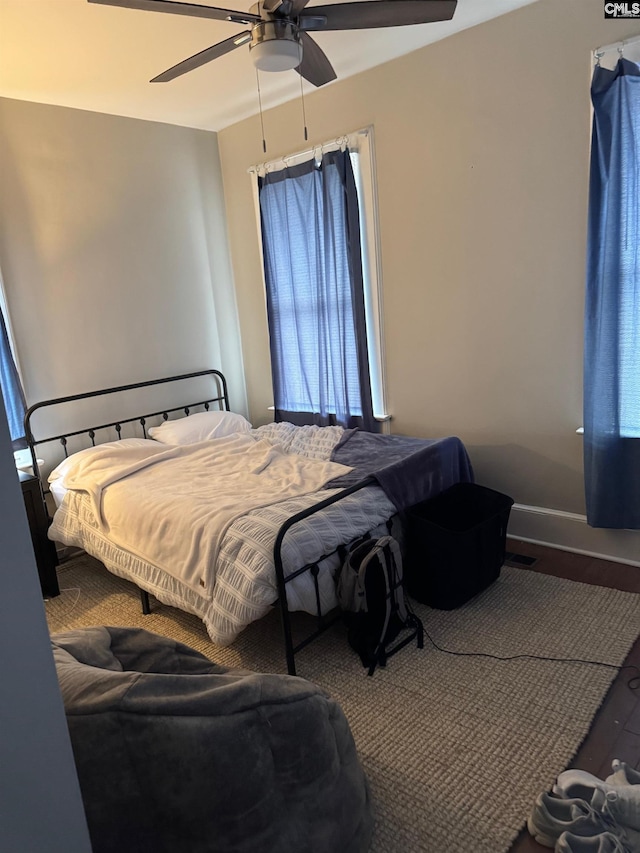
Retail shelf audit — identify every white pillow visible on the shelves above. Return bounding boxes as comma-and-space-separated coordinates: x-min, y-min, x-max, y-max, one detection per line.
148, 411, 252, 445
48, 438, 158, 483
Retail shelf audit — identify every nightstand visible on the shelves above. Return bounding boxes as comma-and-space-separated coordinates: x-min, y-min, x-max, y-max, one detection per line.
19, 470, 60, 598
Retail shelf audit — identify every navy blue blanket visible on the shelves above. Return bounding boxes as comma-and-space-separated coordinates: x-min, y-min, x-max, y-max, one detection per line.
327, 430, 473, 512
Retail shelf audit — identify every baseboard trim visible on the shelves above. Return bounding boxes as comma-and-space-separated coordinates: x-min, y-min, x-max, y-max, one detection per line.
508, 503, 640, 568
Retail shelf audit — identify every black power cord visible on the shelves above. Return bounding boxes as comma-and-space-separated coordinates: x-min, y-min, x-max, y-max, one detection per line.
421, 626, 640, 691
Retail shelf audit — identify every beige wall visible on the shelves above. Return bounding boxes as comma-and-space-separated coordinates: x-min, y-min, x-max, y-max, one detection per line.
218, 0, 640, 525
0, 1, 637, 558
0, 98, 247, 423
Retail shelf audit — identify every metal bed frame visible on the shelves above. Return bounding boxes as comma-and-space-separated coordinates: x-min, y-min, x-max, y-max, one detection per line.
24, 368, 388, 676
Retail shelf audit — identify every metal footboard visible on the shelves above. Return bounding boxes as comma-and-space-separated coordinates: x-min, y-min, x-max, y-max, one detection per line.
271, 475, 377, 676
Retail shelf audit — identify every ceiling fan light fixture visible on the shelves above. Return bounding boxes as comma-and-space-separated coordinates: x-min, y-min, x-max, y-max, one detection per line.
251, 38, 302, 71
249, 20, 302, 72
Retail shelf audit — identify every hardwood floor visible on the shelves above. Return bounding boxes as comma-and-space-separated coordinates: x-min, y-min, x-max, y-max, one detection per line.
505, 539, 640, 853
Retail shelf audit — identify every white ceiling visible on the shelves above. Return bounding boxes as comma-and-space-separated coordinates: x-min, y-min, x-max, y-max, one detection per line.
0, 0, 539, 132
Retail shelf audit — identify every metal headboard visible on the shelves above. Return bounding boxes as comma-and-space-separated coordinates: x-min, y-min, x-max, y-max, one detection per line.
24, 369, 230, 486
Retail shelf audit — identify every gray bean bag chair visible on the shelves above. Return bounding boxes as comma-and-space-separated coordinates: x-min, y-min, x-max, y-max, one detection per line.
52, 627, 373, 853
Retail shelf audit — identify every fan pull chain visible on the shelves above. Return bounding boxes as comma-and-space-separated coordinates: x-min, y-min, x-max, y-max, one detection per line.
255, 68, 267, 153
299, 73, 308, 142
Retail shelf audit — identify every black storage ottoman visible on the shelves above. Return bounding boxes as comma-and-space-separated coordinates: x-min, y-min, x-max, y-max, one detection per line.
404, 483, 514, 610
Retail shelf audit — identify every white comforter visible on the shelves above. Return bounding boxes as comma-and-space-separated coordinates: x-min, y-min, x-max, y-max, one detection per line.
52, 433, 351, 597
49, 424, 398, 644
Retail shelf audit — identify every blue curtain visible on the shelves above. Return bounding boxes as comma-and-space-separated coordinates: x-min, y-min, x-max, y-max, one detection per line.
259, 148, 376, 431
584, 58, 640, 529
0, 306, 27, 451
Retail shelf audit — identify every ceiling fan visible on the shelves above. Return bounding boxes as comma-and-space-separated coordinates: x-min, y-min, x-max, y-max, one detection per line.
88, 0, 457, 87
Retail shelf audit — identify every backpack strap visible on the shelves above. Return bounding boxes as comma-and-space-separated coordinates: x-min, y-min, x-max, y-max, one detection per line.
383, 537, 409, 624
364, 536, 396, 676
369, 536, 424, 675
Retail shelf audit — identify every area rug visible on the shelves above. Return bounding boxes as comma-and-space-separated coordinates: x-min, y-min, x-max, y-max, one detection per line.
46, 554, 640, 853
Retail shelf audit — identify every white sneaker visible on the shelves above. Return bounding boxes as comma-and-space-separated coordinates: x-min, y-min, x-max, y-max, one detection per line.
592, 788, 640, 841
555, 831, 633, 852
553, 770, 640, 833
554, 769, 626, 801
606, 761, 640, 787
527, 792, 618, 848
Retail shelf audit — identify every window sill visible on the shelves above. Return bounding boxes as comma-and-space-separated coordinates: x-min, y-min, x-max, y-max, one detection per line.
576, 427, 640, 438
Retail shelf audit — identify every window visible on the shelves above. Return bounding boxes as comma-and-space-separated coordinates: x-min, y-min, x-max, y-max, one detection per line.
254, 127, 387, 431
0, 274, 27, 450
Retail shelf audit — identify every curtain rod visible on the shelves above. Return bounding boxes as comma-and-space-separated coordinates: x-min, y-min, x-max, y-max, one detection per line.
594, 32, 640, 57
247, 126, 371, 175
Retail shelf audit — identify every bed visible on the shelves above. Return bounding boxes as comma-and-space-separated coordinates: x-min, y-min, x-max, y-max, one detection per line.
25, 369, 473, 675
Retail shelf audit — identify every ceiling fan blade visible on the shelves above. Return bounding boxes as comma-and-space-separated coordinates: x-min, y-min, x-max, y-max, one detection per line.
287, 0, 313, 15
150, 31, 252, 82
88, 0, 261, 26
264, 0, 311, 13
295, 31, 337, 87
299, 0, 456, 31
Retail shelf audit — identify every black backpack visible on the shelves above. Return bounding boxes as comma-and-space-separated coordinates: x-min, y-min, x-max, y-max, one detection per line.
337, 535, 424, 675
